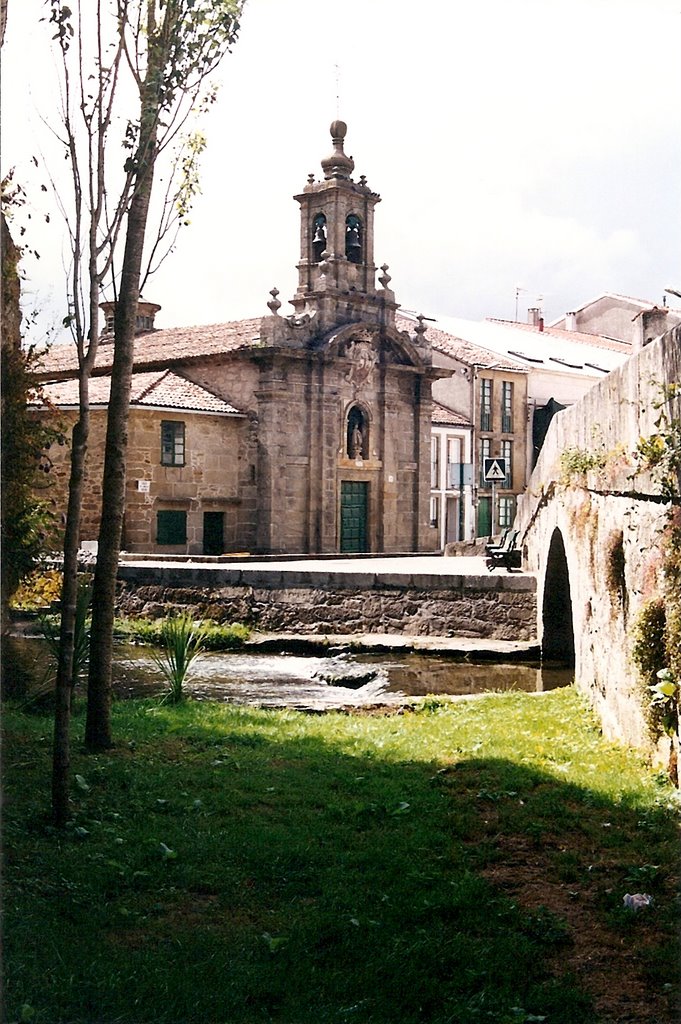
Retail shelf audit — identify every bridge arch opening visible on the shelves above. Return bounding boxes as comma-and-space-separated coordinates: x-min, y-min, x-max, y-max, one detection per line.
542, 527, 575, 666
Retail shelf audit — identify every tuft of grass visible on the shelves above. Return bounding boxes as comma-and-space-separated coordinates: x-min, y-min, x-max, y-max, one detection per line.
38, 574, 92, 697
2, 687, 679, 1024
150, 614, 207, 704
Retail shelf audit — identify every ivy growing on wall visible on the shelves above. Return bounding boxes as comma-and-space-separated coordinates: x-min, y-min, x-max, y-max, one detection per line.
630, 381, 681, 780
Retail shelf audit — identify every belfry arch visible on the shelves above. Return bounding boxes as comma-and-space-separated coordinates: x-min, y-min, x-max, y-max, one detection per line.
542, 527, 575, 666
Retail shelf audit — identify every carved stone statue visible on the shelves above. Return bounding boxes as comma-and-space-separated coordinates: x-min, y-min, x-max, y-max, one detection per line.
350, 423, 364, 458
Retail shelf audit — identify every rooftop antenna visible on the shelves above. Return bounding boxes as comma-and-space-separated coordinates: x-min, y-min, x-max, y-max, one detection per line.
335, 64, 341, 117
514, 285, 527, 322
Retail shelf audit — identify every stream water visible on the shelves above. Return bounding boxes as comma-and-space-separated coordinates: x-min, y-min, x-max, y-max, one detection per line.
3, 634, 572, 710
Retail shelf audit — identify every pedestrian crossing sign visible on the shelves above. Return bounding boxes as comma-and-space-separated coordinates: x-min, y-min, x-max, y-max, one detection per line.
483, 457, 507, 482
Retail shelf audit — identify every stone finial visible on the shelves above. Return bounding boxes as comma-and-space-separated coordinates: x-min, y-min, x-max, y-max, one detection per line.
359, 174, 368, 188
321, 120, 355, 180
307, 173, 315, 185
379, 264, 391, 289
414, 314, 428, 339
318, 251, 330, 277
267, 287, 281, 315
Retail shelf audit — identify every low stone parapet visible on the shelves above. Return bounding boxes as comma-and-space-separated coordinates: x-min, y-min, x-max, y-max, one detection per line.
115, 563, 537, 641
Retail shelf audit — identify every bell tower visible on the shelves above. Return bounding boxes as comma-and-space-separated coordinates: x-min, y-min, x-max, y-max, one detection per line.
290, 121, 397, 331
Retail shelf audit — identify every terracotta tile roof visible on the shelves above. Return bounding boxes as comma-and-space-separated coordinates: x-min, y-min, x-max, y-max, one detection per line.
37, 370, 243, 415
36, 318, 264, 379
486, 318, 632, 353
395, 315, 527, 373
431, 401, 472, 427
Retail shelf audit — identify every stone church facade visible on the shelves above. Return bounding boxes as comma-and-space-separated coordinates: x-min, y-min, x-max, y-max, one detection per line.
37, 122, 440, 556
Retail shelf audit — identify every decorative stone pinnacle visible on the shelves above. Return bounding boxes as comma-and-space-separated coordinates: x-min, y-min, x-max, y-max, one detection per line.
359, 174, 367, 187
267, 287, 281, 315
414, 314, 428, 338
379, 264, 391, 289
321, 120, 355, 180
307, 173, 315, 184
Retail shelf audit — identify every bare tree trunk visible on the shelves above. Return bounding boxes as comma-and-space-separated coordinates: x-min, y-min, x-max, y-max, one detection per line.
85, 16, 159, 750
51, 407, 88, 825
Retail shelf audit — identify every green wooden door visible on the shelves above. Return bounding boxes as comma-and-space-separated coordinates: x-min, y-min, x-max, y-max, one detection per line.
203, 511, 224, 555
340, 481, 368, 553
477, 496, 492, 539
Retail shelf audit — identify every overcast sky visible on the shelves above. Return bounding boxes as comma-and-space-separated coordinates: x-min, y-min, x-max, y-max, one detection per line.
2, 0, 680, 342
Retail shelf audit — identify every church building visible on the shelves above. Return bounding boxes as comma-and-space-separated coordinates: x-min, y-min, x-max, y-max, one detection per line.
37, 122, 440, 556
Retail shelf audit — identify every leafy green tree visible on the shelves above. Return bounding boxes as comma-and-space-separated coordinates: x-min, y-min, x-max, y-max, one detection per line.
0, 341, 62, 624
0, 203, 62, 631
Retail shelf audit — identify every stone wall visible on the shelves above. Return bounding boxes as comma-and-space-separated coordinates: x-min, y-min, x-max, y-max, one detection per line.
516, 327, 681, 754
47, 407, 257, 554
115, 566, 536, 640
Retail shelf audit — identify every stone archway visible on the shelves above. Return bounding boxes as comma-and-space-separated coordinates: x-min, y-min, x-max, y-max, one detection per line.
542, 527, 575, 666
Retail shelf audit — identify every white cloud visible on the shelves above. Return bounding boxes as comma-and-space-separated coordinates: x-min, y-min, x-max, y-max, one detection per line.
2, 0, 679, 338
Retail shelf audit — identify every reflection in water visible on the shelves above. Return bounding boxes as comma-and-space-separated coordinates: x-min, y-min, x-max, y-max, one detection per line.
2, 635, 572, 709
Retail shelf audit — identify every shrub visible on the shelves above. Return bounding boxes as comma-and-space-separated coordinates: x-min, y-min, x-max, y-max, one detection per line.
559, 446, 607, 485
10, 569, 63, 611
114, 615, 250, 650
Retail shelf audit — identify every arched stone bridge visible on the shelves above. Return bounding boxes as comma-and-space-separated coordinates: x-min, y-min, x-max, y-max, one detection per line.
515, 327, 680, 753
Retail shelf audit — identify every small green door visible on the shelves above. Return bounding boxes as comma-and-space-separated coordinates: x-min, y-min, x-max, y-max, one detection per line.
340, 481, 368, 553
477, 496, 492, 538
203, 511, 224, 555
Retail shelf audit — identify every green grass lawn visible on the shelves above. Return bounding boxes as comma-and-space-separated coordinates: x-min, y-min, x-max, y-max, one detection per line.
3, 687, 679, 1024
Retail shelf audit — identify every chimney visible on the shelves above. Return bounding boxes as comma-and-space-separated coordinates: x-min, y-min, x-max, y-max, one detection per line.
635, 306, 668, 352
538, 316, 544, 332
527, 307, 541, 327
565, 311, 577, 331
99, 299, 161, 342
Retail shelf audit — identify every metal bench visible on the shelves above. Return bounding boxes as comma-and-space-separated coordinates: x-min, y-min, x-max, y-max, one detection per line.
484, 529, 510, 556
485, 530, 521, 572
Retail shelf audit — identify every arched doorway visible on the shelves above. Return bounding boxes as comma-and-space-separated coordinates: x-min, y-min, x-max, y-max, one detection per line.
542, 528, 575, 665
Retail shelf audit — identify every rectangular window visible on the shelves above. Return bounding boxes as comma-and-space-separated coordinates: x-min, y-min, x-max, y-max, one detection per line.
446, 435, 461, 488
157, 510, 187, 545
430, 435, 440, 489
501, 439, 513, 488
498, 496, 515, 529
161, 420, 185, 466
480, 378, 492, 432
501, 381, 513, 434
479, 437, 491, 487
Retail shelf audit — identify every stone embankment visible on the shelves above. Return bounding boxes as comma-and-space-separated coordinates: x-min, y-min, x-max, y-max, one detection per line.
115, 558, 537, 642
